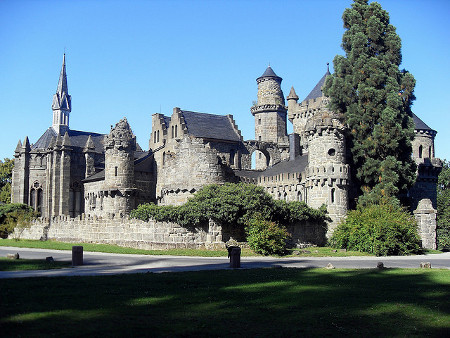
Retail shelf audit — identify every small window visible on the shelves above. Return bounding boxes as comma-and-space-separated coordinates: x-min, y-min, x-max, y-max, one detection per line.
115, 166, 118, 176
175, 125, 178, 138
258, 136, 261, 142
419, 145, 423, 158
258, 118, 261, 125
328, 148, 336, 156
331, 188, 335, 204
157, 130, 160, 143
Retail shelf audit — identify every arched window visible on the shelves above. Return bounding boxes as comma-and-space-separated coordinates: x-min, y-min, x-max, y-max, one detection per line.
157, 130, 160, 143
331, 188, 336, 204
171, 126, 174, 138
30, 189, 36, 209
428, 146, 432, 158
154, 131, 157, 143
37, 189, 43, 213
419, 145, 423, 158
175, 125, 178, 138
297, 191, 302, 202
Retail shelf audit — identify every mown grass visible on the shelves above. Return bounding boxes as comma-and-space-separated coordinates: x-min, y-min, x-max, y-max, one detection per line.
0, 257, 71, 271
0, 239, 375, 257
1, 268, 449, 337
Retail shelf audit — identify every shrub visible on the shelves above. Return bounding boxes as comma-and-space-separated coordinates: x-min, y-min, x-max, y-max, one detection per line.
130, 183, 328, 229
245, 213, 291, 256
330, 201, 422, 256
0, 203, 36, 239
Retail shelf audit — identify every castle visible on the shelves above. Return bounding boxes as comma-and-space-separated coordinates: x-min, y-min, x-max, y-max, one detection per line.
12, 55, 442, 248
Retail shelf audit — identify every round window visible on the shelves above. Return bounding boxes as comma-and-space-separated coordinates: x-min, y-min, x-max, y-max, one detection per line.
328, 148, 336, 156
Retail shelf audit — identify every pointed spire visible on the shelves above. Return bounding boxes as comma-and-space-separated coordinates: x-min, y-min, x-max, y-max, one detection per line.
15, 139, 22, 153
22, 136, 31, 152
55, 133, 63, 147
287, 86, 299, 101
48, 136, 56, 149
83, 135, 95, 152
62, 131, 71, 147
326, 62, 331, 75
57, 54, 68, 95
257, 65, 281, 82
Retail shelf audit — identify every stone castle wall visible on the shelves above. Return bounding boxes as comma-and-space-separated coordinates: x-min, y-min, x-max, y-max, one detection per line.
14, 216, 327, 250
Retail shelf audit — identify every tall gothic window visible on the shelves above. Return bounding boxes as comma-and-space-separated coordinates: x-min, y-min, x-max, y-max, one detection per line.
419, 145, 423, 158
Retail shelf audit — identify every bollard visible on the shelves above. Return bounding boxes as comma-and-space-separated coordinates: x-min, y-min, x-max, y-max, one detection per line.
72, 246, 83, 266
228, 246, 241, 268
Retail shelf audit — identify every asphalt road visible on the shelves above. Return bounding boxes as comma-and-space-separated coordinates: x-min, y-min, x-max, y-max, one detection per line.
0, 246, 449, 279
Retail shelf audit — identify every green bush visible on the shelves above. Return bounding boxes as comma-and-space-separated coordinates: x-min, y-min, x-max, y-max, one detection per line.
245, 213, 291, 256
330, 201, 422, 256
130, 183, 328, 228
0, 203, 36, 239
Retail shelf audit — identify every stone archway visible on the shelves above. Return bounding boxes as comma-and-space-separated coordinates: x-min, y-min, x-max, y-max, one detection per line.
242, 140, 282, 170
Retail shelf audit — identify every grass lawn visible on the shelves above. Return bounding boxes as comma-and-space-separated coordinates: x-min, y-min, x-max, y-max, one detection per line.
0, 238, 373, 257
1, 268, 449, 337
0, 257, 71, 271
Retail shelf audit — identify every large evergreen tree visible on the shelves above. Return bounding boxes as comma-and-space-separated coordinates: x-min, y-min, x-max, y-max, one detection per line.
323, 0, 416, 205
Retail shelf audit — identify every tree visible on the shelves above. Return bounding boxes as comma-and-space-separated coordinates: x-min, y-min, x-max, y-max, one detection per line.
323, 0, 416, 206
0, 158, 14, 204
437, 160, 450, 250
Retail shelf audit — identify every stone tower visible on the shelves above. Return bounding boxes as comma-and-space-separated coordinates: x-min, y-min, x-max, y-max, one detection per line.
12, 137, 31, 204
104, 118, 137, 216
251, 66, 289, 169
52, 54, 71, 135
288, 66, 331, 154
304, 112, 349, 235
409, 114, 442, 249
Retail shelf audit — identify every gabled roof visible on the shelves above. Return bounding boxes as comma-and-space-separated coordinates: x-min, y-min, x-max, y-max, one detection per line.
303, 68, 331, 101
32, 128, 106, 153
412, 113, 434, 131
180, 110, 241, 142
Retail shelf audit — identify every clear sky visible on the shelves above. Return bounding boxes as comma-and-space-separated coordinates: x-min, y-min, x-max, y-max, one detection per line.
1, 0, 449, 162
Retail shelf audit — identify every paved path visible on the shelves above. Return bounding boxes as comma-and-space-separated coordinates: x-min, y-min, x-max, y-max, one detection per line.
1, 246, 449, 279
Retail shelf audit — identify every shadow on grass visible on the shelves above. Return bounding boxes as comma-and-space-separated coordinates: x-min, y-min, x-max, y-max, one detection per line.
1, 268, 449, 337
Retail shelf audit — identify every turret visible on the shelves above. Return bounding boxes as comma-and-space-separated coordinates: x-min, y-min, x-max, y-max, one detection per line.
52, 54, 71, 135
304, 111, 349, 235
104, 118, 136, 215
251, 66, 288, 143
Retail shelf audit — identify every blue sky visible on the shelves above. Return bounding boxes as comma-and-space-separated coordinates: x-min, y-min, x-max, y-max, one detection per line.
1, 0, 449, 162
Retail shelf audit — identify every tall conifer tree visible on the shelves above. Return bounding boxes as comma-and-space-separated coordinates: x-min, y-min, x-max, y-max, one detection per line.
324, 0, 416, 205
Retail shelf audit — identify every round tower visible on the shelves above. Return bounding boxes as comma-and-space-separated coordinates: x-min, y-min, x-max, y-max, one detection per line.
104, 118, 136, 215
251, 66, 288, 143
304, 111, 349, 235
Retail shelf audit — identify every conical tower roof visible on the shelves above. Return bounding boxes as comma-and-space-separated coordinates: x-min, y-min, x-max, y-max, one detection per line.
303, 65, 331, 101
257, 66, 282, 82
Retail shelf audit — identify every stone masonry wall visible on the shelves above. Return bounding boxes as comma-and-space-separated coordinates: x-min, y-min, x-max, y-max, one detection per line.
14, 216, 327, 250
16, 216, 224, 250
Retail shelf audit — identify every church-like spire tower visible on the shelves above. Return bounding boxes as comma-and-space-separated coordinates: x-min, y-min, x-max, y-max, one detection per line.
52, 54, 72, 134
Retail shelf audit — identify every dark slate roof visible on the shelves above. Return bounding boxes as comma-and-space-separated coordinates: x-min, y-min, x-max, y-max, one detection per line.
233, 155, 308, 179
82, 170, 105, 183
258, 66, 280, 79
303, 69, 331, 101
163, 116, 171, 127
32, 128, 106, 153
262, 154, 308, 176
412, 113, 434, 131
181, 110, 241, 142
